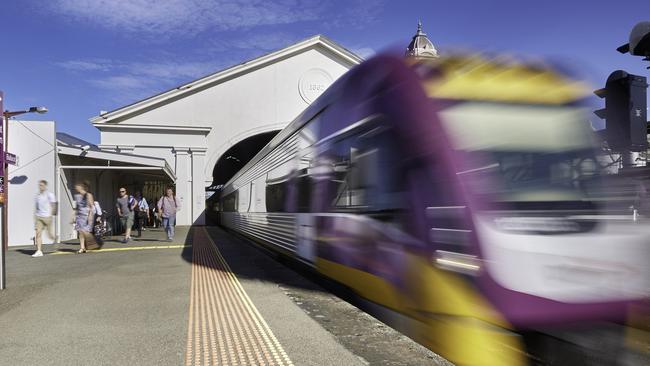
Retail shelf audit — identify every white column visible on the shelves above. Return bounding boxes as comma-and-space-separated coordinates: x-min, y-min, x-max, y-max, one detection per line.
191, 148, 207, 225
173, 147, 192, 225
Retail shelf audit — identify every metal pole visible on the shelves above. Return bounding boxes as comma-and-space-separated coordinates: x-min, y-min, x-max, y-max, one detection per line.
0, 111, 6, 290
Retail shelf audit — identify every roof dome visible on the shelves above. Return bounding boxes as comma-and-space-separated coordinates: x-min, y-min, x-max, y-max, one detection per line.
406, 21, 439, 58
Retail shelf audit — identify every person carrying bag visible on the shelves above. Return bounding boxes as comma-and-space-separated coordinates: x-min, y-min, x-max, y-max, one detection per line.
157, 187, 180, 241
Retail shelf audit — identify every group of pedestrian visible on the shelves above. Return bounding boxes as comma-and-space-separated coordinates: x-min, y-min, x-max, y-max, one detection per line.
31, 180, 181, 257
115, 186, 180, 243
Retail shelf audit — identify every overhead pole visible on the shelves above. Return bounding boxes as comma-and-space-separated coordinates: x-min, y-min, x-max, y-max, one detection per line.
0, 100, 48, 290
0, 90, 6, 290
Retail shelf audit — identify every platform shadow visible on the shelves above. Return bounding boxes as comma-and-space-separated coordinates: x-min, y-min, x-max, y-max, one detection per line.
180, 212, 343, 295
16, 249, 37, 256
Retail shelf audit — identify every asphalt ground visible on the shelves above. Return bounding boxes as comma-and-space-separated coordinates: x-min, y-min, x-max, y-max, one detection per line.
0, 226, 448, 366
0, 227, 192, 366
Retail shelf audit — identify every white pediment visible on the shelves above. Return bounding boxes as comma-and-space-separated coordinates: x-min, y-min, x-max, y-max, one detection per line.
90, 35, 360, 126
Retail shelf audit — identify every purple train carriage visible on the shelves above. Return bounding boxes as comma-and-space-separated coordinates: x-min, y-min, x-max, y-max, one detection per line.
217, 53, 650, 365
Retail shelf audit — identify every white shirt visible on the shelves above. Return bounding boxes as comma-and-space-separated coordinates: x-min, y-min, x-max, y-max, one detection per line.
35, 191, 56, 217
137, 197, 149, 211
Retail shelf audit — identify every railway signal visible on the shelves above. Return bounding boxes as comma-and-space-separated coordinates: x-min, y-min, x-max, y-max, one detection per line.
593, 70, 648, 152
617, 21, 650, 68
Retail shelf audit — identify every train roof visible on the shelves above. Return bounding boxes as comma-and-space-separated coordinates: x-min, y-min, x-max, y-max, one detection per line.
414, 55, 591, 105
221, 53, 592, 194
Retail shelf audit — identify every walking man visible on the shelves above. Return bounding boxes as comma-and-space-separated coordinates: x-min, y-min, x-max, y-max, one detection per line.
33, 180, 57, 257
158, 187, 180, 241
116, 187, 136, 243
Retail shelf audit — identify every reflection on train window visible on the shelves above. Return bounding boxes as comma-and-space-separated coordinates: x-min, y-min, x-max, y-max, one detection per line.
265, 181, 287, 212
326, 123, 403, 214
295, 147, 316, 213
222, 191, 237, 212
460, 149, 601, 202
296, 168, 312, 212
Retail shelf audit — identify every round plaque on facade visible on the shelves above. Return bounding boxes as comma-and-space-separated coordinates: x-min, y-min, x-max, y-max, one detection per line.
299, 68, 333, 104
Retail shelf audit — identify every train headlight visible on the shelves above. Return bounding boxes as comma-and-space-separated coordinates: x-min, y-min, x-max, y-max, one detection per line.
434, 250, 481, 275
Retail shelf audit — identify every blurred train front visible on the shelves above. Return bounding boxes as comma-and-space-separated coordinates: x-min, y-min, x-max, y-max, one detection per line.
217, 53, 650, 365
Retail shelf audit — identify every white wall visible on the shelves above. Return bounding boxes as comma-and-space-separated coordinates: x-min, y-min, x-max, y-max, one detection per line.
98, 47, 351, 184
8, 120, 56, 246
94, 45, 354, 226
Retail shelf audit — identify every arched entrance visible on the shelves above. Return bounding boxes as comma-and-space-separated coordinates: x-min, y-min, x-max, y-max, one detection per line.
206, 130, 279, 223
211, 130, 280, 186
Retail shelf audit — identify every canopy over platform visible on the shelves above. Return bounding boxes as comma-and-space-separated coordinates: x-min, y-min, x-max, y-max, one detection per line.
56, 133, 176, 241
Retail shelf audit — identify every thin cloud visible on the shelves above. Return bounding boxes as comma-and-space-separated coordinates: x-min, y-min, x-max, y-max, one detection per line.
62, 57, 233, 105
350, 47, 375, 59
50, 0, 323, 36
48, 0, 384, 38
58, 58, 226, 83
209, 31, 302, 52
325, 0, 384, 29
56, 59, 116, 72
124, 61, 227, 80
88, 75, 146, 90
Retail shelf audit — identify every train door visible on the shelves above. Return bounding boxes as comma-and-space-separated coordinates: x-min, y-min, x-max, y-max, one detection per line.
295, 148, 317, 263
294, 120, 319, 263
296, 214, 316, 263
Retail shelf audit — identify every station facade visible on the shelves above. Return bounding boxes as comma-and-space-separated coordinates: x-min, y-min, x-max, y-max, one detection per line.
6, 26, 443, 245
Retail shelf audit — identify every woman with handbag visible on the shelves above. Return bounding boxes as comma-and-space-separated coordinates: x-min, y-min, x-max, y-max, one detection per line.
73, 181, 95, 254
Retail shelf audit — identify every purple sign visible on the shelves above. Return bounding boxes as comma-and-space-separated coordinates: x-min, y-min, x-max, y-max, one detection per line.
5, 153, 17, 166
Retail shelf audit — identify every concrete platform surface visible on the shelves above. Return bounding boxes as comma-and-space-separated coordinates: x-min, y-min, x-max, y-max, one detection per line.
0, 226, 444, 366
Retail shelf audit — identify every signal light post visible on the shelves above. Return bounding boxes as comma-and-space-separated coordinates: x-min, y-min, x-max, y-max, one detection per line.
594, 71, 648, 167
617, 21, 650, 68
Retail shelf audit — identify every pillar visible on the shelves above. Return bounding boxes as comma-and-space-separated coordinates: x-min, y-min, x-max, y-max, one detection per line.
191, 148, 207, 225
173, 147, 192, 225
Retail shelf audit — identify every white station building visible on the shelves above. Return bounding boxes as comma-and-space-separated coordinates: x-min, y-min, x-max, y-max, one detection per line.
7, 26, 440, 246
8, 35, 362, 245
89, 35, 361, 227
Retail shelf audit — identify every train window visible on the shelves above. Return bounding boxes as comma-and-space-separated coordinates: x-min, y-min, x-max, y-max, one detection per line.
326, 123, 403, 213
222, 191, 237, 212
266, 182, 287, 212
296, 168, 312, 212
238, 184, 251, 212
266, 159, 293, 212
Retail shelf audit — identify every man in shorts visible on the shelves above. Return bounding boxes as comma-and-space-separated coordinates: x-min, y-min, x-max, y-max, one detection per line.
116, 187, 136, 243
33, 180, 57, 257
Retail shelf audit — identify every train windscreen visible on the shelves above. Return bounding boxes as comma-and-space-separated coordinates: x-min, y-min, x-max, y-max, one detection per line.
438, 102, 601, 206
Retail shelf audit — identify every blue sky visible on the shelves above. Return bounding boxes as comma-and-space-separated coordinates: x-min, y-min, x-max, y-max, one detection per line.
2, 0, 649, 143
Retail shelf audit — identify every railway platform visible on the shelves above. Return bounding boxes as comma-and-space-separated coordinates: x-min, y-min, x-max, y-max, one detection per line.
0, 226, 446, 366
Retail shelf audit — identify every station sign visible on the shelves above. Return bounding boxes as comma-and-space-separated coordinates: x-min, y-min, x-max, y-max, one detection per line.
5, 153, 17, 166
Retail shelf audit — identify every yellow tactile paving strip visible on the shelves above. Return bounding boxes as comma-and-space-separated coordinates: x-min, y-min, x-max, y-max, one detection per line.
186, 227, 293, 366
49, 245, 190, 255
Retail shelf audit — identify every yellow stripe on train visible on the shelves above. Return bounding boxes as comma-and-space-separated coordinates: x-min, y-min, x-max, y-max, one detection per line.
316, 255, 527, 365
418, 55, 591, 105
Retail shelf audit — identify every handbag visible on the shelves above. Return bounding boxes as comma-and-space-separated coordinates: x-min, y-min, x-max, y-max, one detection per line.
136, 208, 147, 219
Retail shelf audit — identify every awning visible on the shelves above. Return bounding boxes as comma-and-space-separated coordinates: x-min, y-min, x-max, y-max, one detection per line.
56, 133, 175, 181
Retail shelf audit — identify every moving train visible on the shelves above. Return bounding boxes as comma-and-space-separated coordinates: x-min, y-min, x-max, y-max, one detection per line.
212, 53, 650, 365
